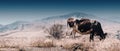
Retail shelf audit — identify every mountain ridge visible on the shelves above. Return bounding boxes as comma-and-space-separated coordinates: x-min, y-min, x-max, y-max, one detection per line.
0, 12, 120, 33
41, 12, 97, 21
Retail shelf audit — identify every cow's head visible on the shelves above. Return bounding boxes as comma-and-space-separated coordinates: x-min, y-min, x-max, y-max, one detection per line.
67, 18, 75, 28
104, 33, 107, 39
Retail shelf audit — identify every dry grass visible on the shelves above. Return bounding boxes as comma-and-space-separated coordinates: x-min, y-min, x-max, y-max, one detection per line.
0, 35, 119, 51
0, 37, 29, 48
30, 39, 54, 47
46, 36, 120, 51
0, 33, 120, 51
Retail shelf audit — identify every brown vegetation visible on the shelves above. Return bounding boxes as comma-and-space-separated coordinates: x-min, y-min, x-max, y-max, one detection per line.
46, 24, 64, 39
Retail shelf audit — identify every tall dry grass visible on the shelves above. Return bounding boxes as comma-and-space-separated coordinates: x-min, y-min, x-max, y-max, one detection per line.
0, 35, 120, 51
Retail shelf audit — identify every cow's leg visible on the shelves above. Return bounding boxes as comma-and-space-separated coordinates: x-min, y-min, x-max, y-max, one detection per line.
90, 31, 94, 42
70, 30, 76, 38
73, 31, 76, 38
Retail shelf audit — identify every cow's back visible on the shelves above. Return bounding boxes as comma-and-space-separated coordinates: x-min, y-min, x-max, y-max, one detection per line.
77, 18, 92, 33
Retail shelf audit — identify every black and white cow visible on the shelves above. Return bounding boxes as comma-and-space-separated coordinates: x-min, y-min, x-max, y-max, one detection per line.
67, 18, 107, 41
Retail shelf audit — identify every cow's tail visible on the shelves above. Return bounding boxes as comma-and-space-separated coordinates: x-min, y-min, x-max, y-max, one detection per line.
104, 33, 107, 38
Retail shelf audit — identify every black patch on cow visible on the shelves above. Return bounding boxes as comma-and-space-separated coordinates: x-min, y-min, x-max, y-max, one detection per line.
76, 19, 91, 32
75, 19, 80, 24
78, 22, 91, 32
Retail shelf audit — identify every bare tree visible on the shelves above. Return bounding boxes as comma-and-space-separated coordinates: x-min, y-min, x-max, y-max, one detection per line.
46, 24, 63, 39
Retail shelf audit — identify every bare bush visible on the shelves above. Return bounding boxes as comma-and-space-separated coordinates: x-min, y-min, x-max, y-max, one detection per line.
46, 24, 64, 39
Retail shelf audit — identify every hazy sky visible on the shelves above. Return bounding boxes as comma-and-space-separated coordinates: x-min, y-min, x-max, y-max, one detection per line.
0, 0, 120, 25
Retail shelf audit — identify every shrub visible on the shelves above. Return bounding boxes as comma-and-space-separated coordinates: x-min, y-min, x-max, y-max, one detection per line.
46, 24, 63, 39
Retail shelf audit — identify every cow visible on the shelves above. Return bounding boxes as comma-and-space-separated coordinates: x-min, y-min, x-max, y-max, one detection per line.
67, 18, 107, 42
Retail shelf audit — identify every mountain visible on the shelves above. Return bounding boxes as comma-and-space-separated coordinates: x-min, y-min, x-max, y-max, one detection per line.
0, 12, 120, 33
41, 12, 97, 21
34, 12, 99, 25
1, 12, 97, 33
0, 24, 3, 28
0, 21, 31, 32
40, 12, 120, 25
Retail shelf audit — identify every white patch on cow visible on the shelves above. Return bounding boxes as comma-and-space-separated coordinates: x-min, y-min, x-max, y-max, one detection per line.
90, 20, 95, 24
94, 21, 98, 25
90, 20, 98, 25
